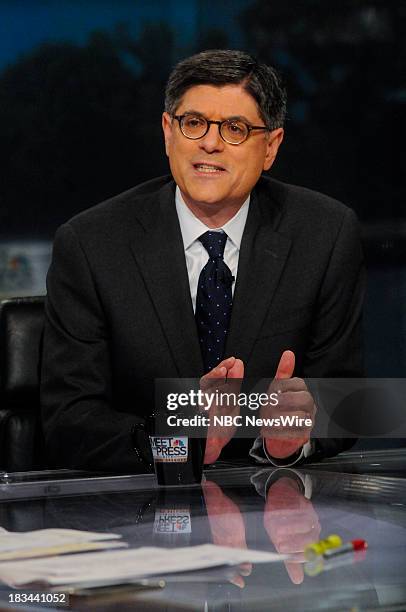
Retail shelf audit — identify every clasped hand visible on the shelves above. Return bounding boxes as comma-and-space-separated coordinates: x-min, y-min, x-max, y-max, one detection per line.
201, 350, 316, 464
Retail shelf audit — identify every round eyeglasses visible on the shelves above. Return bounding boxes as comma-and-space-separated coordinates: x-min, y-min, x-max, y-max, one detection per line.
173, 113, 270, 145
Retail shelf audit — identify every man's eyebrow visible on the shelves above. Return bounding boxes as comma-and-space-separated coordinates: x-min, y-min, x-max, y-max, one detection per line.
180, 110, 255, 124
226, 114, 253, 124
180, 109, 206, 118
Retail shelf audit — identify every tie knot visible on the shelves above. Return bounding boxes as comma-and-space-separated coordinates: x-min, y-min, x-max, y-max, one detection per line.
198, 231, 228, 259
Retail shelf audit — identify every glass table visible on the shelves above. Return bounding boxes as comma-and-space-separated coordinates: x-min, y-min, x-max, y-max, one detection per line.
0, 449, 405, 611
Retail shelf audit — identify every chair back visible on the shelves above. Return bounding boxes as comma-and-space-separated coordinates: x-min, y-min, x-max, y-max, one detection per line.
0, 296, 46, 471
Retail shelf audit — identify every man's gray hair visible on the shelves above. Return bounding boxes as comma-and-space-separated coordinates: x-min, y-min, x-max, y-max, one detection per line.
165, 49, 287, 131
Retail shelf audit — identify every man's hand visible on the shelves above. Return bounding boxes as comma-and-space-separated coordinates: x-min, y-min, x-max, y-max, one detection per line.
201, 356, 244, 464
264, 474, 321, 584
261, 350, 316, 460
203, 480, 251, 588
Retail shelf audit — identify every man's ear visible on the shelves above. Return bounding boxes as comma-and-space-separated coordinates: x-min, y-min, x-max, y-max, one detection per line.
162, 112, 173, 157
263, 128, 284, 171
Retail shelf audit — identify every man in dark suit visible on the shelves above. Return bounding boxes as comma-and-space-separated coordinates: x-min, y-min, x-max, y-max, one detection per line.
40, 50, 364, 472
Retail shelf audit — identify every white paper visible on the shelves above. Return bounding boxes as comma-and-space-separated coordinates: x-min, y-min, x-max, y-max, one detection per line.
0, 541, 128, 563
0, 544, 286, 587
0, 528, 122, 553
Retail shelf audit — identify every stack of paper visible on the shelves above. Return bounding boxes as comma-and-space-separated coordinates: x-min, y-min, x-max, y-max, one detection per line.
0, 544, 285, 588
0, 528, 126, 562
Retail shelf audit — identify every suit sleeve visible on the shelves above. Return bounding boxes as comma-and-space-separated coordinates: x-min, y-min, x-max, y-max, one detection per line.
304, 206, 366, 459
304, 207, 365, 377
40, 223, 153, 472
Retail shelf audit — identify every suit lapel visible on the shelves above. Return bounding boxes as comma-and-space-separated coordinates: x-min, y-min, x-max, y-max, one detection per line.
225, 185, 292, 365
128, 178, 291, 375
129, 182, 204, 377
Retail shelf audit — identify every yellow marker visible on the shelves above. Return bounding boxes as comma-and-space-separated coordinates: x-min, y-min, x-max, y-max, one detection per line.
304, 534, 342, 561
304, 558, 324, 577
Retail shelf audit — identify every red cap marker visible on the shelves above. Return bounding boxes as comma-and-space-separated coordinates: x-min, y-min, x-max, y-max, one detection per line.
323, 539, 367, 559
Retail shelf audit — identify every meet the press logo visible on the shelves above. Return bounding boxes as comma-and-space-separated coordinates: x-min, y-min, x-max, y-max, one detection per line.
149, 436, 188, 462
154, 508, 192, 534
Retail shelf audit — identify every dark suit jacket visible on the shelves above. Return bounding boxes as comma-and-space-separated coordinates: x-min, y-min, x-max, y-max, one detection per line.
40, 175, 365, 472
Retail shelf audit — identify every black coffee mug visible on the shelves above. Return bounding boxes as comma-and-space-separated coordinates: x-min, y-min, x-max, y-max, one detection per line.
147, 412, 206, 486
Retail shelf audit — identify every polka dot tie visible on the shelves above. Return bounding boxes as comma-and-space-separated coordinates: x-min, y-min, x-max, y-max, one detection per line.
195, 231, 234, 373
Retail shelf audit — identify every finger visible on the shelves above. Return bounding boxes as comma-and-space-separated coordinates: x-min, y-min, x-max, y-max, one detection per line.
271, 517, 320, 537
239, 562, 252, 577
200, 366, 228, 392
284, 561, 304, 585
227, 358, 244, 379
202, 479, 220, 493
277, 531, 322, 553
271, 377, 308, 393
229, 574, 245, 589
202, 479, 223, 503
282, 552, 306, 564
204, 438, 223, 464
200, 358, 237, 390
203, 360, 233, 380
275, 350, 295, 380
263, 438, 308, 459
216, 356, 236, 370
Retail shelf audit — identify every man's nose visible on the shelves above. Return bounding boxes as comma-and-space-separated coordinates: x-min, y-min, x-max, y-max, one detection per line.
198, 123, 225, 153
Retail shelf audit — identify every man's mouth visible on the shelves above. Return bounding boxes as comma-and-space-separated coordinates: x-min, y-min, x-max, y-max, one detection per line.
193, 163, 226, 174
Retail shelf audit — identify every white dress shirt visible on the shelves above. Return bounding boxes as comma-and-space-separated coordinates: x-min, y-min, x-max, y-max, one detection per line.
175, 186, 311, 467
175, 187, 249, 312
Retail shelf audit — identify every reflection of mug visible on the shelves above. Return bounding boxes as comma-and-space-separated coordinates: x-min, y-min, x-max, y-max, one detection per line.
152, 487, 208, 546
154, 506, 192, 534
148, 414, 205, 486
153, 504, 192, 546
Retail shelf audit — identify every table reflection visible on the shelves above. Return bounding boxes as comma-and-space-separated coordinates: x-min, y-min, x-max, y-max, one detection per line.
262, 471, 321, 584
203, 479, 252, 588
203, 469, 322, 587
1, 459, 406, 611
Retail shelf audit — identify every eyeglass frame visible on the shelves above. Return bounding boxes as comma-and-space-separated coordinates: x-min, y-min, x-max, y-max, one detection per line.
172, 113, 271, 145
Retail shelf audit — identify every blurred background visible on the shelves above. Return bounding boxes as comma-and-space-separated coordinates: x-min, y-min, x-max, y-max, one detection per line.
0, 0, 405, 376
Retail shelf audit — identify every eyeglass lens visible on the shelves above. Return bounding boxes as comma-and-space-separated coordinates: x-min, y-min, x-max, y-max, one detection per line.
180, 115, 248, 144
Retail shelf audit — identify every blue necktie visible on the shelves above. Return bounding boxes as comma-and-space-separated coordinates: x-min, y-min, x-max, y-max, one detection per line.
195, 231, 234, 373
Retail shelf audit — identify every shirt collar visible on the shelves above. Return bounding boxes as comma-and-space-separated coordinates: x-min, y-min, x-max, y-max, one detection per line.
175, 186, 250, 251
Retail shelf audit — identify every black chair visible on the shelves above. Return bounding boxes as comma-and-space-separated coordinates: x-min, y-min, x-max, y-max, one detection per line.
0, 296, 46, 471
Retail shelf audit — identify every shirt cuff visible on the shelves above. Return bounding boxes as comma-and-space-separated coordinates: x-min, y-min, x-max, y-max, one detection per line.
250, 467, 313, 500
249, 436, 313, 467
